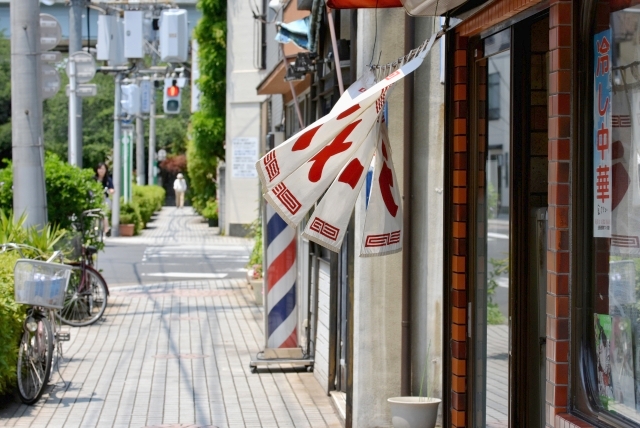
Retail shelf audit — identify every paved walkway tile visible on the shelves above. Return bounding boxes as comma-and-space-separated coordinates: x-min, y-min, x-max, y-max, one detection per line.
0, 208, 341, 428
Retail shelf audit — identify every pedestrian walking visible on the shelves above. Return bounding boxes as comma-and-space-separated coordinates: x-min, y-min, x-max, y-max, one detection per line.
95, 162, 114, 236
173, 173, 187, 209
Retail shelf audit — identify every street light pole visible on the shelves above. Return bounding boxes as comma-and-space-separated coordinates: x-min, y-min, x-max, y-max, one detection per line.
148, 84, 156, 185
136, 111, 145, 185
68, 0, 83, 166
68, 55, 78, 165
111, 73, 122, 237
11, 0, 47, 227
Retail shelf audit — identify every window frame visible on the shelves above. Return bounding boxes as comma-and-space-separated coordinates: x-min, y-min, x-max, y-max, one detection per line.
573, 1, 640, 426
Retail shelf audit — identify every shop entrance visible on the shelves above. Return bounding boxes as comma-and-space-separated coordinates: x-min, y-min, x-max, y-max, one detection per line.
468, 14, 549, 427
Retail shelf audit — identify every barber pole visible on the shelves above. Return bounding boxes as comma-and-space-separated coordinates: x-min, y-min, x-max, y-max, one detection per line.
265, 205, 298, 348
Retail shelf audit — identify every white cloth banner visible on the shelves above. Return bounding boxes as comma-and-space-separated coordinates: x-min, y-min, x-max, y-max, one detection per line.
256, 32, 438, 256
302, 123, 378, 252
361, 122, 403, 256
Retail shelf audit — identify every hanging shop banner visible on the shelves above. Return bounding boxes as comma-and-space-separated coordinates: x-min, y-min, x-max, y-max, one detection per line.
594, 29, 613, 238
326, 0, 402, 8
360, 121, 403, 256
610, 78, 640, 254
256, 32, 438, 256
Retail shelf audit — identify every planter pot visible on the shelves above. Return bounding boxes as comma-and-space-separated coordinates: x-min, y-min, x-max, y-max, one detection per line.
249, 279, 263, 305
208, 218, 218, 227
388, 397, 441, 428
119, 224, 135, 237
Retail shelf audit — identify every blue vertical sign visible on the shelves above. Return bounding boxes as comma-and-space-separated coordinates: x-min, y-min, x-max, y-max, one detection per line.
594, 29, 612, 237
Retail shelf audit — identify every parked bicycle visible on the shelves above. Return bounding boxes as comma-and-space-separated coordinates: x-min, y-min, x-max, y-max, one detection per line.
57, 209, 110, 327
6, 243, 73, 404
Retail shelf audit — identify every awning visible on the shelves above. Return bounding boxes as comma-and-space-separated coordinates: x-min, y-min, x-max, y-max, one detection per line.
256, 60, 311, 96
255, 33, 439, 256
326, 0, 402, 8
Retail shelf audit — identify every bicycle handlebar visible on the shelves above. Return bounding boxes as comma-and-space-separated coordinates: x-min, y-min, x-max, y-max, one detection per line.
0, 243, 43, 259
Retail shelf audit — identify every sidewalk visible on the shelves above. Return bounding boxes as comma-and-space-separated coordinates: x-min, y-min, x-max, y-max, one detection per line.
0, 208, 341, 428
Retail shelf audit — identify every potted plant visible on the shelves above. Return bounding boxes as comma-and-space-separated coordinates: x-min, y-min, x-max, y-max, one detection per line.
388, 342, 441, 428
202, 199, 218, 227
119, 202, 142, 237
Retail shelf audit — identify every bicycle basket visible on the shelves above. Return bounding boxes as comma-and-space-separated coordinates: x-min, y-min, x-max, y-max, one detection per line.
14, 260, 73, 310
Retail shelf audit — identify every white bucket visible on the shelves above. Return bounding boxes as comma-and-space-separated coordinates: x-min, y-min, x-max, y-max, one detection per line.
388, 397, 441, 428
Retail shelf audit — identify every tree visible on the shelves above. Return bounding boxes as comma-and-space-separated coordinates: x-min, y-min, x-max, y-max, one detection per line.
188, 0, 226, 212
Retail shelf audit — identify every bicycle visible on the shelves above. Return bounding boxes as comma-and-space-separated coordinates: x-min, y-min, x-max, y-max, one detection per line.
56, 209, 110, 327
7, 244, 73, 404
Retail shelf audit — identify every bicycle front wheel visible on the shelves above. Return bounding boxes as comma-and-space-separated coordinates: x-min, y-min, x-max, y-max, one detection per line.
57, 266, 108, 327
17, 317, 53, 404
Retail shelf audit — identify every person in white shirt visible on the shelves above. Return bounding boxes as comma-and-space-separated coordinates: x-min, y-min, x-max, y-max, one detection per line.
173, 173, 187, 208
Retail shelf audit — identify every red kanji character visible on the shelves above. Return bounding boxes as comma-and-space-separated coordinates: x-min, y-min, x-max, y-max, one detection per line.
596, 164, 610, 203
307, 119, 361, 182
596, 36, 610, 76
597, 122, 609, 160
598, 84, 609, 116
379, 161, 399, 217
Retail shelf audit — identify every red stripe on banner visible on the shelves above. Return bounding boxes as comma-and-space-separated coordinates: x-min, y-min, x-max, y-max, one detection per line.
267, 238, 297, 291
292, 125, 322, 152
280, 328, 298, 348
337, 104, 361, 120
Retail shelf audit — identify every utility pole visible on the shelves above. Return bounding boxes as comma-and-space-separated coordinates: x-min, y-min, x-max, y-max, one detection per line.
68, 0, 83, 166
111, 73, 122, 237
148, 82, 156, 185
11, 0, 47, 227
136, 111, 145, 185
68, 55, 78, 166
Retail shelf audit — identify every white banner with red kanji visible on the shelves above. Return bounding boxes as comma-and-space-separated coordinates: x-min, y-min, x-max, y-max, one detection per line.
256, 33, 437, 256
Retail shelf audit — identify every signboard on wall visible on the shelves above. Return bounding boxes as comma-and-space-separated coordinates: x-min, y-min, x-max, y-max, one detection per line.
232, 137, 259, 178
593, 29, 612, 237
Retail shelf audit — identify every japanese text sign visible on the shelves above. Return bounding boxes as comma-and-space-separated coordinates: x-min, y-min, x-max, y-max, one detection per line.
594, 29, 612, 238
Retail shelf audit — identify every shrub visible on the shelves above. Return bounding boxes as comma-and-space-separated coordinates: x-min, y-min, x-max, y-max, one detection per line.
0, 251, 24, 396
201, 199, 218, 220
0, 154, 103, 229
119, 201, 143, 235
247, 219, 262, 278
132, 184, 165, 226
0, 216, 68, 396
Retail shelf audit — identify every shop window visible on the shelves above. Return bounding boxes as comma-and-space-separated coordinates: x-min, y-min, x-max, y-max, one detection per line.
588, 3, 640, 424
488, 72, 501, 120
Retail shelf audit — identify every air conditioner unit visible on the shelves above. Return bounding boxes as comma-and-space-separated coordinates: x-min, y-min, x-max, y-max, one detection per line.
124, 11, 144, 59
159, 9, 188, 63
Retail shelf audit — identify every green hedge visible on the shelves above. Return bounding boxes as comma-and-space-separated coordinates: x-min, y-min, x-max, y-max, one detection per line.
0, 213, 66, 395
132, 184, 165, 226
0, 154, 103, 229
0, 251, 23, 396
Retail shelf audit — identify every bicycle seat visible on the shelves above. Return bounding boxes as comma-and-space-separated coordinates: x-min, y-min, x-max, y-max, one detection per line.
85, 246, 98, 256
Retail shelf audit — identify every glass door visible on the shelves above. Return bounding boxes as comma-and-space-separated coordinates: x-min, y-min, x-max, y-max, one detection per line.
471, 29, 511, 428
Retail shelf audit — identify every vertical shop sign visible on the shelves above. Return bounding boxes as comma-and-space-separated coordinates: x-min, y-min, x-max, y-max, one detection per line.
594, 29, 612, 237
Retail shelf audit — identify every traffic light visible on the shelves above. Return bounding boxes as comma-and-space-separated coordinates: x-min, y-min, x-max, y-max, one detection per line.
120, 84, 140, 116
163, 78, 181, 114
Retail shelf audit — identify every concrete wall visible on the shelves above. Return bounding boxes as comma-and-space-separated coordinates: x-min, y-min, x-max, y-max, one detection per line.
225, 0, 267, 235
352, 8, 406, 428
410, 18, 445, 407
351, 10, 445, 428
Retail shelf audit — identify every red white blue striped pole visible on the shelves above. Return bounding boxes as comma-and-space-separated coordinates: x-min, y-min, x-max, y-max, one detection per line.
265, 204, 298, 348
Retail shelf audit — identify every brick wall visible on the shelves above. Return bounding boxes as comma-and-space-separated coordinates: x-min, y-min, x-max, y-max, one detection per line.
451, 31, 469, 428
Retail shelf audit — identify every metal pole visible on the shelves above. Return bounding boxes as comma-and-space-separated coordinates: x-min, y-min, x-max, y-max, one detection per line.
69, 0, 83, 166
148, 82, 156, 185
136, 112, 145, 185
326, 6, 344, 95
111, 73, 122, 237
68, 56, 78, 165
11, 0, 47, 227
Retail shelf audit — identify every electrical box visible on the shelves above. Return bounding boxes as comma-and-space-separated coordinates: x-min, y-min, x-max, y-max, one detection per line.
124, 11, 144, 59
96, 15, 116, 61
121, 84, 141, 116
159, 9, 188, 63
110, 17, 127, 66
